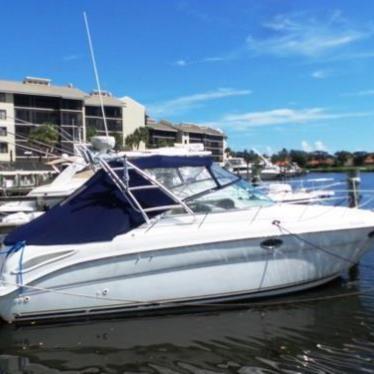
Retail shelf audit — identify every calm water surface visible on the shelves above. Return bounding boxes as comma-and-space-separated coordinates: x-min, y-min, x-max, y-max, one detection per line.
0, 172, 373, 374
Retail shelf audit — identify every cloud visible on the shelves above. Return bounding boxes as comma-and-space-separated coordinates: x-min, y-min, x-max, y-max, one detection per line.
246, 12, 372, 58
63, 54, 80, 62
148, 88, 252, 116
302, 140, 328, 152
311, 70, 330, 79
173, 55, 231, 67
265, 146, 273, 156
314, 140, 327, 151
175, 59, 187, 67
174, 11, 374, 67
302, 140, 313, 152
201, 56, 227, 63
341, 89, 374, 97
211, 107, 372, 129
223, 108, 325, 126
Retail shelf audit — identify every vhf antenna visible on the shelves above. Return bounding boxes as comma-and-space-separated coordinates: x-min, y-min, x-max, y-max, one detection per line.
83, 11, 109, 137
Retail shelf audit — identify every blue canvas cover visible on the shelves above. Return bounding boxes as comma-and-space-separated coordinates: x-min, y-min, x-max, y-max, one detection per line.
5, 155, 212, 246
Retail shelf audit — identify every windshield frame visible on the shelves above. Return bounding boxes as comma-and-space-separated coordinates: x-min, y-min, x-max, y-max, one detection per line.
145, 162, 273, 215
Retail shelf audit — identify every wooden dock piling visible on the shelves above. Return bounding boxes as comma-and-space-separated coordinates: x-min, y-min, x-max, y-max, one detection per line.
347, 169, 361, 208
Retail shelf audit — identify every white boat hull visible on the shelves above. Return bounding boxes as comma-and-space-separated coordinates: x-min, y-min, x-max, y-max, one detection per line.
0, 221, 372, 323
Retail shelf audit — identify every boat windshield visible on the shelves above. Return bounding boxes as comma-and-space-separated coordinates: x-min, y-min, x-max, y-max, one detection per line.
187, 179, 272, 213
145, 162, 272, 214
145, 166, 217, 199
227, 158, 243, 166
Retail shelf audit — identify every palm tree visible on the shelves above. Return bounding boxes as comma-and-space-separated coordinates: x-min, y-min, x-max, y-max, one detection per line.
125, 127, 149, 150
28, 123, 59, 157
125, 133, 135, 150
225, 147, 233, 158
112, 133, 124, 150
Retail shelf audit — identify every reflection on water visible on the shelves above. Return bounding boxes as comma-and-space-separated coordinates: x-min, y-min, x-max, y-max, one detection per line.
0, 173, 374, 373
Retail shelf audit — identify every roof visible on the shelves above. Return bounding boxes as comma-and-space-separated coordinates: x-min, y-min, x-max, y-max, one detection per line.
175, 123, 225, 137
147, 121, 225, 137
147, 121, 178, 133
120, 96, 145, 109
84, 94, 124, 107
0, 79, 87, 100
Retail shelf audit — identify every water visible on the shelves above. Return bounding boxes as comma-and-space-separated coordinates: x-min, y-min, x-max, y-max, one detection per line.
0, 172, 374, 374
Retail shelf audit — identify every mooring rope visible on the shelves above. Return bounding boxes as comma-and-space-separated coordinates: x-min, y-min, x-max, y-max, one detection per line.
272, 220, 374, 271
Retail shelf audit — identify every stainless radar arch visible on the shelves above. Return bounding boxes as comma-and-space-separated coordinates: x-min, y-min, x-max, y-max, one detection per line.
98, 156, 195, 225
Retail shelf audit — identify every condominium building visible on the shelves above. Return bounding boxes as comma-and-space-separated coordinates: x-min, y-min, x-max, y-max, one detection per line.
147, 119, 226, 162
0, 77, 146, 163
176, 123, 226, 162
146, 120, 179, 147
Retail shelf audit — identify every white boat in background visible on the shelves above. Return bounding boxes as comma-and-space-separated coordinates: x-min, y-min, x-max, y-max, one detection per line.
224, 156, 298, 181
263, 181, 335, 204
0, 158, 90, 234
0, 170, 57, 196
0, 159, 89, 213
224, 157, 281, 180
224, 157, 250, 177
0, 137, 120, 233
0, 142, 373, 324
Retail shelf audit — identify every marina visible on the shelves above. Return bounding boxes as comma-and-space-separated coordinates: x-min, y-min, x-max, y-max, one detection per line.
0, 1, 374, 372
0, 171, 373, 372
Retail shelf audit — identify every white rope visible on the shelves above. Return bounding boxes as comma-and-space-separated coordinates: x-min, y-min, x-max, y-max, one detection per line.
2, 279, 143, 304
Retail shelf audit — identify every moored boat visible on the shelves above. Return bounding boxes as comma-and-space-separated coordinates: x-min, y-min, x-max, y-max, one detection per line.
0, 150, 373, 324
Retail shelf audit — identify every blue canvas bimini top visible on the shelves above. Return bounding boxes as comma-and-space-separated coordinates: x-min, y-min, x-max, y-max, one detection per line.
4, 155, 213, 246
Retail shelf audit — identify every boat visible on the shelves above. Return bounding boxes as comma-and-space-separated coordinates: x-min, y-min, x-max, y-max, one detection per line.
224, 155, 297, 181
261, 181, 335, 204
0, 158, 91, 235
224, 157, 251, 178
0, 170, 57, 196
0, 137, 117, 234
0, 147, 373, 324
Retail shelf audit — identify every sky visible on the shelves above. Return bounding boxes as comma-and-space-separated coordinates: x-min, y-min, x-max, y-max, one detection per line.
1, 0, 374, 154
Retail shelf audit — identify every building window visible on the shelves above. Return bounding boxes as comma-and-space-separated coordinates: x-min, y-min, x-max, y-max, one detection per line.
0, 142, 8, 153
0, 127, 7, 136
0, 110, 6, 120
0, 93, 5, 102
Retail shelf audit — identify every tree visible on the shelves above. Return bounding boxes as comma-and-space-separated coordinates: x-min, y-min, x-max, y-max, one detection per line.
334, 151, 352, 167
134, 127, 149, 148
28, 123, 59, 157
242, 149, 257, 165
112, 133, 124, 151
125, 127, 149, 150
353, 151, 368, 166
289, 150, 308, 168
312, 150, 330, 161
278, 148, 289, 161
86, 127, 97, 141
125, 133, 136, 150
225, 147, 233, 157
